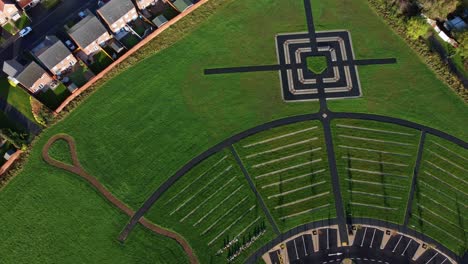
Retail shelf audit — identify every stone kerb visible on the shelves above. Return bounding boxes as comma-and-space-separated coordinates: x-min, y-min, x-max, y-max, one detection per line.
54, 0, 209, 114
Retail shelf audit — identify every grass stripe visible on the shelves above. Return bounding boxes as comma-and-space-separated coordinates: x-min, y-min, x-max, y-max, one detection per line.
246, 139, 318, 159
243, 126, 317, 148
261, 169, 326, 189
255, 159, 322, 179
336, 124, 415, 136
279, 204, 330, 220
193, 185, 243, 227
252, 149, 319, 168
201, 196, 248, 235
417, 204, 464, 231
425, 161, 468, 185
165, 155, 227, 205
171, 165, 232, 215
338, 145, 411, 157
267, 181, 326, 199
424, 171, 468, 197
430, 140, 468, 162
349, 202, 398, 210
339, 134, 415, 147
207, 205, 256, 246
346, 168, 407, 178
411, 214, 464, 244
418, 180, 467, 208
348, 190, 402, 200
274, 192, 329, 209
341, 156, 408, 167
180, 177, 237, 222
427, 149, 467, 172
345, 178, 404, 188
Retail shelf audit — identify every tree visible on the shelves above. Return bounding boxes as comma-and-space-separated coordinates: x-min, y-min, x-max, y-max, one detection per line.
406, 17, 429, 40
390, 0, 420, 17
418, 0, 461, 19
454, 30, 468, 58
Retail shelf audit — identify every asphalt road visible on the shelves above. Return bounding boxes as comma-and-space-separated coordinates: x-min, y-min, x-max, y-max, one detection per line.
0, 0, 98, 63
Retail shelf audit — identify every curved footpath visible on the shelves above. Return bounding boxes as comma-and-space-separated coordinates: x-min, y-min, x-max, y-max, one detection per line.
115, 111, 467, 263
42, 134, 198, 264
119, 111, 468, 241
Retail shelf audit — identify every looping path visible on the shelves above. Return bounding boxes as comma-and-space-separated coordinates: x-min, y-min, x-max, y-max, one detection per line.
42, 134, 198, 264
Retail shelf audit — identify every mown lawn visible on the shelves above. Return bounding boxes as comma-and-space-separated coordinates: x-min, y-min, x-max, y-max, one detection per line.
331, 119, 421, 224
147, 150, 276, 263
0, 144, 188, 264
36, 84, 71, 110
234, 121, 336, 232
0, 77, 35, 121
0, 0, 467, 262
409, 134, 468, 255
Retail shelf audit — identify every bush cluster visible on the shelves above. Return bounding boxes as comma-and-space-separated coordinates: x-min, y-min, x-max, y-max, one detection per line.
368, 0, 467, 102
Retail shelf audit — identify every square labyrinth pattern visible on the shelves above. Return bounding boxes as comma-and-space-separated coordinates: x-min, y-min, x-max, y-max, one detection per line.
276, 31, 361, 101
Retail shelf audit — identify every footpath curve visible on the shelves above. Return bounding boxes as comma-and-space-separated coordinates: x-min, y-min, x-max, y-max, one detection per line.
118, 112, 468, 252
42, 134, 198, 264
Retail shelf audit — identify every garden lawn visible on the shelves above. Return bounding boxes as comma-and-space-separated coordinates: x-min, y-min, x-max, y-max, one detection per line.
0, 0, 467, 261
14, 13, 30, 29
0, 146, 188, 264
36, 84, 70, 110
0, 77, 35, 121
89, 50, 114, 74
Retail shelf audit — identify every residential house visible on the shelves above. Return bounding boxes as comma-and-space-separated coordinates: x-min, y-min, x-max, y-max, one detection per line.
16, 0, 39, 10
97, 0, 138, 34
32, 35, 78, 76
67, 14, 112, 57
134, 0, 158, 11
0, 0, 21, 26
2, 60, 54, 94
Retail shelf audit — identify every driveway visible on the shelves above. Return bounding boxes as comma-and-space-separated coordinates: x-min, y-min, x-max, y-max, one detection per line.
0, 0, 99, 63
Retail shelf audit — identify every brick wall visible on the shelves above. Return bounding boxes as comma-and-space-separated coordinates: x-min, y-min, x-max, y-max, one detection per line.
55, 0, 209, 114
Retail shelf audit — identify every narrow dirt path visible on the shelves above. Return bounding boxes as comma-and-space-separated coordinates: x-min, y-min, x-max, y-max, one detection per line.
42, 134, 198, 264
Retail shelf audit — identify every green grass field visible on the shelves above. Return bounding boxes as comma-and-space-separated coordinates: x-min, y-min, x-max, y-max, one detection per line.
234, 121, 336, 231
408, 134, 468, 255
0, 144, 188, 263
147, 150, 276, 263
332, 119, 421, 223
0, 77, 35, 122
0, 0, 467, 262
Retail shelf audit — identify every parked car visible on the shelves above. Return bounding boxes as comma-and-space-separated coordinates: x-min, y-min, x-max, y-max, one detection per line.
78, 11, 87, 18
65, 40, 76, 51
19, 27, 32, 37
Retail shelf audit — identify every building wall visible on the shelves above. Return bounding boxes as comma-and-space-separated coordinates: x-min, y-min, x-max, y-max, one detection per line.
3, 3, 19, 18
28, 72, 53, 93
82, 32, 112, 56
108, 8, 138, 33
136, 0, 157, 10
51, 54, 78, 75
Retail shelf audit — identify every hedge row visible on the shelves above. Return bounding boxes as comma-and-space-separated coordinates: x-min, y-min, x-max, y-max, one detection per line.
368, 0, 468, 102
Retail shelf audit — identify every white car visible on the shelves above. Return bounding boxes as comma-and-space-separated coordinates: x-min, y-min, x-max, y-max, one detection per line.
19, 27, 32, 37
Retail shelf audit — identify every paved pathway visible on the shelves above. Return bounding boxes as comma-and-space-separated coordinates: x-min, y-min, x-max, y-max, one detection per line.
229, 145, 281, 235
42, 134, 198, 264
404, 131, 426, 226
